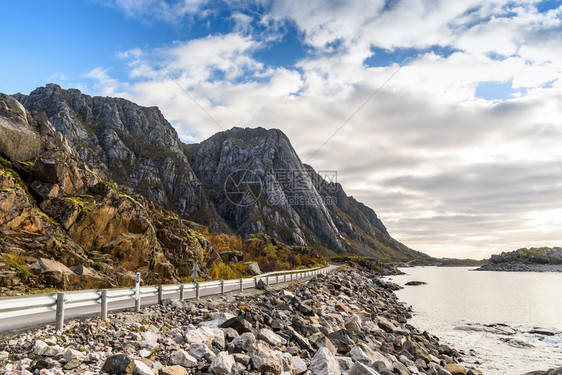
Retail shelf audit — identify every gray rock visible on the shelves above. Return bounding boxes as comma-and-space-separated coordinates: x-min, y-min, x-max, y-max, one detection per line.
291, 356, 308, 375
348, 362, 381, 375
0, 94, 43, 161
210, 351, 235, 375
170, 350, 197, 368
232, 332, 256, 352
349, 346, 372, 364
250, 341, 283, 375
188, 343, 215, 361
221, 316, 252, 334
309, 347, 341, 375
233, 353, 251, 366
247, 261, 261, 275
344, 315, 362, 333
102, 354, 135, 374
134, 360, 155, 375
257, 328, 287, 346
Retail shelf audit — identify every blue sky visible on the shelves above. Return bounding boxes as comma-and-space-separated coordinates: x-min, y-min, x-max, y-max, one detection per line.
1, 0, 562, 258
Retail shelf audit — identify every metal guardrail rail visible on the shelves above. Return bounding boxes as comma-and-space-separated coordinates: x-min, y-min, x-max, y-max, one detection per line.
0, 265, 334, 332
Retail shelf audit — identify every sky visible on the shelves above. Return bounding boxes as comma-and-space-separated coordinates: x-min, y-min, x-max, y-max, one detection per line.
1, 0, 561, 259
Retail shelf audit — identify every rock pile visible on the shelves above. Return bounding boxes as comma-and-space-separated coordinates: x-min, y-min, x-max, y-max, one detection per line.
0, 266, 482, 375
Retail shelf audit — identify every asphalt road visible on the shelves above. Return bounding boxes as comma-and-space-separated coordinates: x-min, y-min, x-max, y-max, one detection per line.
0, 266, 338, 333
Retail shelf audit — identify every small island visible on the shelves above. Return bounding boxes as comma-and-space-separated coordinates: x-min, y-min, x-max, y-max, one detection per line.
476, 247, 562, 272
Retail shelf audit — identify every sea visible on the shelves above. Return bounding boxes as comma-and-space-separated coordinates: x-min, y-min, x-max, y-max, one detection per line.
387, 267, 562, 374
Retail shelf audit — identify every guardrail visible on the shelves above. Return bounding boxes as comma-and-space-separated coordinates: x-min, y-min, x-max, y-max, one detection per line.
0, 265, 334, 332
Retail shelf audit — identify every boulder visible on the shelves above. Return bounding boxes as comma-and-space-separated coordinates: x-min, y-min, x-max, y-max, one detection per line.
405, 281, 427, 286
309, 347, 341, 375
102, 354, 135, 374
30, 258, 74, 275
345, 315, 362, 333
220, 316, 252, 334
159, 365, 188, 375
444, 363, 467, 375
0, 94, 42, 161
250, 341, 283, 375
231, 332, 256, 352
247, 261, 261, 275
133, 359, 154, 375
170, 350, 197, 368
188, 343, 215, 361
291, 356, 308, 375
210, 351, 235, 375
257, 328, 287, 346
348, 362, 381, 375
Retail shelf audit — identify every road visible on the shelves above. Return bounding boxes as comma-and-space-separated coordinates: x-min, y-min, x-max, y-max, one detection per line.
0, 265, 339, 333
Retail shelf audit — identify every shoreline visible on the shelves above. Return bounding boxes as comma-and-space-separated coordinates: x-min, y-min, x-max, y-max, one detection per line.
391, 266, 562, 375
0, 265, 482, 375
475, 264, 562, 272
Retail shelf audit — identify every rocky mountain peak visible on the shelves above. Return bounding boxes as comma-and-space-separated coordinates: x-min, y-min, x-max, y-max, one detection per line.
10, 85, 430, 261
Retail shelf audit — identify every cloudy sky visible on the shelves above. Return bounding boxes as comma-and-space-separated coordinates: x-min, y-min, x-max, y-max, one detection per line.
1, 0, 561, 258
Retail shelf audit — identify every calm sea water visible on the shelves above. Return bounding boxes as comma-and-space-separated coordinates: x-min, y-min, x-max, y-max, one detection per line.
387, 267, 562, 374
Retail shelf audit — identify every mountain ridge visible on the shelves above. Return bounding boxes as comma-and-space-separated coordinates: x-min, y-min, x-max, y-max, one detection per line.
12, 84, 429, 261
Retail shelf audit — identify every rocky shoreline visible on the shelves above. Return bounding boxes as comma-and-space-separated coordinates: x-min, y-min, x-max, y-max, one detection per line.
476, 264, 562, 272
0, 265, 483, 375
476, 247, 562, 273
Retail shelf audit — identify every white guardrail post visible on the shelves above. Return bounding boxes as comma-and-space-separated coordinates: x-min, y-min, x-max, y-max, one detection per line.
220, 280, 225, 296
239, 278, 243, 292
195, 282, 200, 300
180, 284, 185, 301
158, 285, 163, 305
55, 292, 65, 332
101, 289, 108, 321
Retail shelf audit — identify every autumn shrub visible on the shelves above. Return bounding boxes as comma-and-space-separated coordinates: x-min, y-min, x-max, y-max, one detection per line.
210, 262, 246, 280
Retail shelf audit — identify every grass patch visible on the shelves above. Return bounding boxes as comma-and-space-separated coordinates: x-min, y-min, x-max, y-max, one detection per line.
62, 196, 96, 213
119, 192, 141, 206
34, 206, 60, 226
2, 253, 31, 280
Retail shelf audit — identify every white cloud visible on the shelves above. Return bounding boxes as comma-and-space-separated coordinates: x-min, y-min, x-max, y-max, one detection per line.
84, 0, 562, 258
100, 0, 206, 23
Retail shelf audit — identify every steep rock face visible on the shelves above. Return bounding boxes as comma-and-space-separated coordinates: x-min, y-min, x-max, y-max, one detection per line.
13, 84, 226, 230
189, 127, 425, 260
305, 165, 430, 260
188, 127, 346, 252
0, 93, 215, 291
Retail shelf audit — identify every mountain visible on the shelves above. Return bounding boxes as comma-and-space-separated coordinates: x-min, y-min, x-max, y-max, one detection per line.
13, 84, 429, 261
477, 247, 562, 272
0, 92, 219, 292
188, 127, 428, 260
13, 85, 226, 230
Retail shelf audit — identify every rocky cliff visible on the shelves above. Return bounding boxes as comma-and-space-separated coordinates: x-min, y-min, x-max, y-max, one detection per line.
0, 93, 218, 292
477, 247, 562, 272
12, 84, 429, 262
188, 127, 429, 261
13, 85, 226, 230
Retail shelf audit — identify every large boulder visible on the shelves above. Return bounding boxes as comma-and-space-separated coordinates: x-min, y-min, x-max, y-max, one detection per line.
0, 94, 42, 161
247, 261, 261, 275
250, 341, 283, 375
210, 351, 235, 375
101, 354, 135, 374
309, 347, 341, 375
